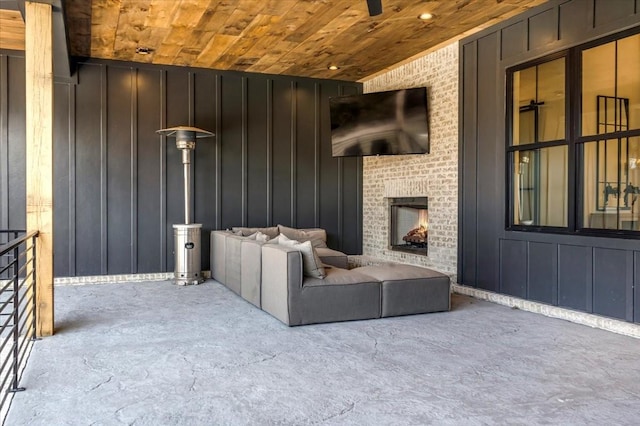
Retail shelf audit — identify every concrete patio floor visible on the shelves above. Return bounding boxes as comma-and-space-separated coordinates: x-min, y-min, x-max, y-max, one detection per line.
6, 279, 640, 425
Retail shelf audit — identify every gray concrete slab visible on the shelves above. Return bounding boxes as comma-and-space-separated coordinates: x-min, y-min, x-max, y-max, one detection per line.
6, 280, 640, 425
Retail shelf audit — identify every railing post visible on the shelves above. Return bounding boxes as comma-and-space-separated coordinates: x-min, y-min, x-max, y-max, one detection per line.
9, 245, 24, 393
31, 235, 38, 341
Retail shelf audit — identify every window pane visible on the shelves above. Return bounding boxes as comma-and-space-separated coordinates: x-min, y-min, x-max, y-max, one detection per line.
512, 58, 565, 145
583, 137, 640, 230
513, 146, 568, 227
582, 34, 640, 136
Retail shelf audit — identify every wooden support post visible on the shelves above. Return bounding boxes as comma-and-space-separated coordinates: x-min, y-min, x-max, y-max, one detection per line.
25, 1, 54, 337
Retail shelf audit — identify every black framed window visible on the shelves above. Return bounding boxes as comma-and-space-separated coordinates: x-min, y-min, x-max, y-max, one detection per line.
579, 33, 640, 232
507, 28, 640, 236
507, 55, 568, 228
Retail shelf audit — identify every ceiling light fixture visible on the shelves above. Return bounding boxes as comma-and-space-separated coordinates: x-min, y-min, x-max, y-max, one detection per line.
136, 47, 152, 55
328, 65, 340, 70
418, 13, 433, 20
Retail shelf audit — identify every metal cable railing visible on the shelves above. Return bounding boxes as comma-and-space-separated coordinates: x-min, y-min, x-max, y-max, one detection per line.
0, 230, 39, 418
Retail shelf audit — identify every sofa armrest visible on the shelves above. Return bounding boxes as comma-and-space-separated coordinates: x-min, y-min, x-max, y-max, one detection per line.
210, 230, 229, 284
261, 244, 303, 326
241, 239, 264, 308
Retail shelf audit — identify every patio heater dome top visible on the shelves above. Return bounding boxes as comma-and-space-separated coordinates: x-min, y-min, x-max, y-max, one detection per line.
156, 126, 215, 138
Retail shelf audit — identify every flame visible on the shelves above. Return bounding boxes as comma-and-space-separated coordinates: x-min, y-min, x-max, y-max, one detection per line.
419, 210, 428, 230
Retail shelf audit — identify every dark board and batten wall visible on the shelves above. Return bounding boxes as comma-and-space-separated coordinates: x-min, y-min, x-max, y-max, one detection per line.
0, 54, 363, 277
459, 0, 640, 323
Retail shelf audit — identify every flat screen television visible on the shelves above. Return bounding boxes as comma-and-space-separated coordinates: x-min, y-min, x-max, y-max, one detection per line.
329, 87, 429, 157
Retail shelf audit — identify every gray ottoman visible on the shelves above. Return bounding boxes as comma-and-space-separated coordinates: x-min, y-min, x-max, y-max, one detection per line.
354, 264, 450, 317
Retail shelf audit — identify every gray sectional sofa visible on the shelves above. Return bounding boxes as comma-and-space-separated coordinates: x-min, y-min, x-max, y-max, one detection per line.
210, 226, 450, 326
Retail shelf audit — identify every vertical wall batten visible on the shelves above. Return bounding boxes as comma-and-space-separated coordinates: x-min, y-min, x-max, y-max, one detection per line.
130, 68, 138, 273
159, 70, 167, 271
0, 56, 8, 231
188, 72, 195, 223
314, 83, 320, 227
100, 65, 108, 274
241, 77, 248, 226
337, 158, 343, 251
68, 83, 77, 276
188, 72, 194, 126
266, 79, 273, 226
290, 81, 297, 227
214, 74, 222, 230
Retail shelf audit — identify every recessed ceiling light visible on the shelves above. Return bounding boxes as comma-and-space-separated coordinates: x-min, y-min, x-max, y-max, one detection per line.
136, 47, 153, 55
418, 13, 433, 20
328, 65, 339, 70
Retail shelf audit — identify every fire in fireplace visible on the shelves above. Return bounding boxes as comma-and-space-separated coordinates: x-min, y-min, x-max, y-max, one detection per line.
388, 197, 428, 255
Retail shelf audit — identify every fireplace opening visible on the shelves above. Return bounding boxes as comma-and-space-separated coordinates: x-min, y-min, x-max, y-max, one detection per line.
388, 197, 428, 256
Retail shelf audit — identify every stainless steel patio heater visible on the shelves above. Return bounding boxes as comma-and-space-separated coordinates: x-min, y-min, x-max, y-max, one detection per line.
156, 126, 214, 285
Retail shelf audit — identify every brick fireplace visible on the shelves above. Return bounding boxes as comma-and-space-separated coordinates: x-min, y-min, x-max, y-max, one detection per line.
360, 41, 458, 277
389, 197, 428, 255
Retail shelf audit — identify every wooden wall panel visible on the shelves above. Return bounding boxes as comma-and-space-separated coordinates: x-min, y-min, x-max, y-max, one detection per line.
271, 80, 294, 228
558, 244, 591, 312
474, 33, 500, 292
635, 251, 640, 323
500, 239, 527, 297
460, 0, 640, 321
558, 0, 592, 41
500, 21, 527, 60
0, 53, 362, 277
295, 80, 317, 229
594, 0, 636, 28
136, 68, 163, 273
459, 41, 478, 286
219, 74, 244, 230
527, 242, 557, 305
592, 248, 632, 321
528, 8, 558, 51
106, 66, 134, 274
0, 56, 7, 233
245, 76, 269, 227
53, 82, 71, 277
7, 55, 25, 231
319, 83, 341, 249
164, 69, 191, 270
74, 63, 103, 276
193, 70, 218, 264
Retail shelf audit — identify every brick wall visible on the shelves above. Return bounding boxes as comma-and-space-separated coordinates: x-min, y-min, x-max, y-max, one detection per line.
361, 41, 458, 276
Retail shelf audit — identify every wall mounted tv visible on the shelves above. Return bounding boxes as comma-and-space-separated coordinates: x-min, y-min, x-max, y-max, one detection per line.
329, 87, 429, 157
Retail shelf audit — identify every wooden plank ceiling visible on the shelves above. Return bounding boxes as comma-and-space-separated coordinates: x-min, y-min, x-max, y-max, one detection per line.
4, 0, 550, 81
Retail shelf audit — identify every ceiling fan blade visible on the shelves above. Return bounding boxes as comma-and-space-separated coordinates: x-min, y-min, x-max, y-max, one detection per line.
366, 0, 382, 16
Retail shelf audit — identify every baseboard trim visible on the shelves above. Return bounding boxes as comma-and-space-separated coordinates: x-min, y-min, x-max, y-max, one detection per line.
452, 284, 640, 339
54, 271, 212, 286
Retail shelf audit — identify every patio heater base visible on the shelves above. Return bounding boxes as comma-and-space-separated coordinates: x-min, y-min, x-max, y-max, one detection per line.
173, 224, 204, 286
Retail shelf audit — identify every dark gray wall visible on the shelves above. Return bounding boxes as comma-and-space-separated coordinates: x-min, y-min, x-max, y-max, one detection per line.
0, 54, 363, 277
459, 0, 640, 323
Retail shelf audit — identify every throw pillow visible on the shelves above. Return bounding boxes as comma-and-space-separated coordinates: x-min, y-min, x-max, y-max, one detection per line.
255, 231, 270, 242
231, 226, 279, 238
277, 225, 328, 248
279, 239, 326, 279
265, 234, 289, 245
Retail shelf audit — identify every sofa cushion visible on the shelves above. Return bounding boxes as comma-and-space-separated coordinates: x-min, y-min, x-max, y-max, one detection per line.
232, 226, 279, 238
278, 238, 326, 279
354, 264, 450, 317
315, 247, 348, 269
277, 225, 328, 248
